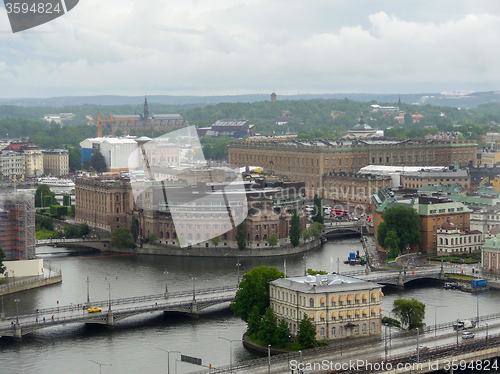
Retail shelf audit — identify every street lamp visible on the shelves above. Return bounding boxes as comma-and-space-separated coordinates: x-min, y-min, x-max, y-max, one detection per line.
157, 348, 180, 374
86, 276, 91, 306
268, 344, 271, 374
14, 298, 19, 324
192, 277, 196, 301
428, 304, 446, 337
164, 270, 169, 298
89, 360, 112, 374
236, 261, 241, 285
218, 337, 238, 374
107, 283, 112, 311
486, 323, 489, 348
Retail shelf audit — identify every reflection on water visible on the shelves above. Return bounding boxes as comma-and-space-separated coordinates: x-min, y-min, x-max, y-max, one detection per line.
0, 239, 498, 373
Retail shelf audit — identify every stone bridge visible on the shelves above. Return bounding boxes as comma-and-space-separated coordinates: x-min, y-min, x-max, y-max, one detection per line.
322, 221, 365, 239
354, 268, 445, 288
0, 285, 237, 340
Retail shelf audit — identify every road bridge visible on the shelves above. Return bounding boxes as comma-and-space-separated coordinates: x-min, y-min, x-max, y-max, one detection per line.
354, 268, 445, 287
322, 221, 364, 239
0, 285, 237, 340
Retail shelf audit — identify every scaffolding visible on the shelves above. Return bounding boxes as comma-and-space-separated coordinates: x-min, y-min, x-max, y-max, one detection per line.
0, 191, 35, 261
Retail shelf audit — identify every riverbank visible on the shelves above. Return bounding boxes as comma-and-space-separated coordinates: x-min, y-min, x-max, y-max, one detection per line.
61, 238, 323, 257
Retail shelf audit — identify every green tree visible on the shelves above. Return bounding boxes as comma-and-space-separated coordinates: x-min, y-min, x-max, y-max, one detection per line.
35, 184, 56, 208
63, 195, 71, 206
258, 306, 277, 345
67, 146, 81, 172
383, 230, 401, 259
230, 265, 284, 322
312, 194, 324, 224
148, 233, 158, 244
91, 149, 108, 173
290, 209, 301, 247
111, 228, 136, 249
266, 233, 278, 247
377, 206, 422, 253
275, 319, 291, 348
309, 222, 323, 240
247, 305, 262, 337
301, 228, 311, 244
297, 313, 317, 348
404, 112, 413, 128
210, 235, 221, 247
0, 246, 6, 275
392, 298, 426, 330
236, 222, 247, 250
78, 224, 89, 237
130, 215, 138, 242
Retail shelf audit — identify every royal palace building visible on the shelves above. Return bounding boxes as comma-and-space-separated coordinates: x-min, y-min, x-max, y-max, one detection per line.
228, 138, 477, 197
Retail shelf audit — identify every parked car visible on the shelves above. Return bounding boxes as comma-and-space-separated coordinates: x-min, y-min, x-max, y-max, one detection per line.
462, 332, 475, 339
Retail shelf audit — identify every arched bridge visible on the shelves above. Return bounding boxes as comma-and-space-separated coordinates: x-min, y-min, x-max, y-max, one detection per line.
0, 285, 237, 340
322, 221, 364, 239
354, 268, 445, 287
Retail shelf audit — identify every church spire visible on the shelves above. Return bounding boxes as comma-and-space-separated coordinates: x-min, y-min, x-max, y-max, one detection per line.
143, 97, 150, 119
398, 95, 401, 106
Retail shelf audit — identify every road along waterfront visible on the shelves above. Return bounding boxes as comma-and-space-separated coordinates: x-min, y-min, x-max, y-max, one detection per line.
1, 238, 500, 374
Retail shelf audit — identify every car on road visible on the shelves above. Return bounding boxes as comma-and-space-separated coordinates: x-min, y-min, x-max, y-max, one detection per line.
462, 332, 475, 339
88, 307, 102, 313
418, 345, 429, 352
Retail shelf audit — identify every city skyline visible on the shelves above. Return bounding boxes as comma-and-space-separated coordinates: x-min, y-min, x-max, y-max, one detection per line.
1, 1, 500, 97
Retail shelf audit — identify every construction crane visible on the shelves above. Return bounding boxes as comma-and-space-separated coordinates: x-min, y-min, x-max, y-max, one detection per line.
85, 112, 139, 137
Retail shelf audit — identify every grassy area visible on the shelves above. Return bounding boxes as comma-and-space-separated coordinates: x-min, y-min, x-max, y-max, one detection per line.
445, 274, 478, 281
36, 229, 55, 240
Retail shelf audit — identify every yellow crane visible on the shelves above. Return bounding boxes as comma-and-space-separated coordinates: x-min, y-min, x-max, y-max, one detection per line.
85, 112, 139, 137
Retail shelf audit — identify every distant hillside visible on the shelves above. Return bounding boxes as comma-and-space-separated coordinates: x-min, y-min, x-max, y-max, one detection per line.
0, 90, 499, 108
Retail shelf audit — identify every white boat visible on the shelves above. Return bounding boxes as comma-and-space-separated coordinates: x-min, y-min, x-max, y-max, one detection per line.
37, 177, 75, 188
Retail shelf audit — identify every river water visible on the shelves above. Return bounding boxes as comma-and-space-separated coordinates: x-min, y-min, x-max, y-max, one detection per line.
1, 238, 499, 374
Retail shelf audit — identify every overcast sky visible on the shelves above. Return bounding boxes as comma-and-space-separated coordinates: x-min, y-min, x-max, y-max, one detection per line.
1, 0, 500, 98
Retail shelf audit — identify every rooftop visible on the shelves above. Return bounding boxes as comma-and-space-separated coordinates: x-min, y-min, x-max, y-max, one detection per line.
270, 273, 378, 293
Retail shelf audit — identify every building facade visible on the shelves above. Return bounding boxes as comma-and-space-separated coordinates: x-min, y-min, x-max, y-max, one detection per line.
4, 142, 44, 178
323, 172, 392, 208
481, 235, 500, 273
0, 151, 25, 182
401, 169, 470, 192
75, 176, 307, 248
436, 219, 482, 256
270, 274, 383, 340
228, 139, 477, 197
43, 149, 69, 176
372, 191, 471, 253
75, 177, 134, 231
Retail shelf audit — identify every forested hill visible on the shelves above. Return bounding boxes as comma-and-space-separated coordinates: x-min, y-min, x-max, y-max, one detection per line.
1, 90, 500, 108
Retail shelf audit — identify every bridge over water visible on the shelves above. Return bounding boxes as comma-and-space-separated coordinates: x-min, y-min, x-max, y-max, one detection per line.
340, 268, 446, 287
0, 285, 237, 340
322, 221, 366, 239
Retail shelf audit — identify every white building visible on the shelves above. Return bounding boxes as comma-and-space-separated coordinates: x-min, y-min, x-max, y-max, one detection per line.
80, 137, 138, 173
359, 165, 446, 188
436, 219, 483, 256
0, 151, 25, 181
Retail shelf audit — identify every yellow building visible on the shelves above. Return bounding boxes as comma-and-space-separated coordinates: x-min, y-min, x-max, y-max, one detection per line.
480, 151, 500, 167
270, 274, 383, 340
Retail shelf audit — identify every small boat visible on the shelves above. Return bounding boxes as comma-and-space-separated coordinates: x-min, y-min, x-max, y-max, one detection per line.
444, 282, 460, 290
